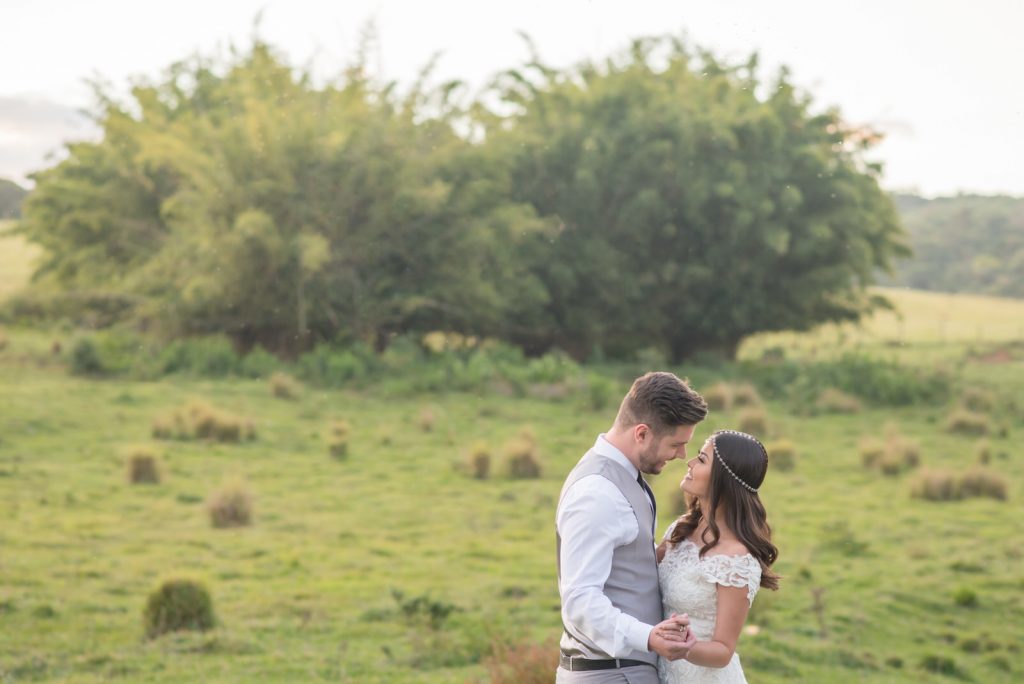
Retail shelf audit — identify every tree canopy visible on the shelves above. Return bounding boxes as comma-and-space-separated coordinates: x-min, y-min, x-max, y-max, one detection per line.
17, 37, 908, 360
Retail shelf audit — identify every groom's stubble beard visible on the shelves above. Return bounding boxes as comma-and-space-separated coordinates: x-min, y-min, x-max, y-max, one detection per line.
637, 436, 668, 475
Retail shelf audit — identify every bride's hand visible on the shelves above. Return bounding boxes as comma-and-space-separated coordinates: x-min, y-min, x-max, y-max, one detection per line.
653, 613, 691, 642
648, 614, 696, 660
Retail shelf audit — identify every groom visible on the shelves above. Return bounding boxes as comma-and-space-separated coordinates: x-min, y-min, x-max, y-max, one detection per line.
556, 371, 708, 682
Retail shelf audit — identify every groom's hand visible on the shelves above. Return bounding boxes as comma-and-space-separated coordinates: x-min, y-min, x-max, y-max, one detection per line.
648, 613, 696, 661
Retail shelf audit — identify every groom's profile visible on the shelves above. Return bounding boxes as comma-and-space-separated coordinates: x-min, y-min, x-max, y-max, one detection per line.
556, 371, 708, 682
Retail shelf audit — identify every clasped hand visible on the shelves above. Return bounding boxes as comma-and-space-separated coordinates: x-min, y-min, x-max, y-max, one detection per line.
647, 612, 696, 661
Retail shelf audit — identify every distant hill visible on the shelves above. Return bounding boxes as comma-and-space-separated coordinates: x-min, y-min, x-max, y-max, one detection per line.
0, 178, 28, 218
889, 193, 1024, 298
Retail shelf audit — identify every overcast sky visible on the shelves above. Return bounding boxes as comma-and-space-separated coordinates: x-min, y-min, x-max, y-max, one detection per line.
2, 0, 1022, 196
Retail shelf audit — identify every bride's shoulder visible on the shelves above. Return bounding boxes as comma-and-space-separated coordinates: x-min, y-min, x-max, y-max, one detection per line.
708, 538, 750, 558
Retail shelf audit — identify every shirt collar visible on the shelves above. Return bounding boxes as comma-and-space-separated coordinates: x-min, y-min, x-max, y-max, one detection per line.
593, 434, 639, 479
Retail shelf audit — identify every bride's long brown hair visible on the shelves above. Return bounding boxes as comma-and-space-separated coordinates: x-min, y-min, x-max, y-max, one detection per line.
667, 430, 780, 590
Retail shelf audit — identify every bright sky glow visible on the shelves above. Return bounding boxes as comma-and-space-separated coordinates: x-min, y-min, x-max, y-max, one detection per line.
2, 0, 1022, 196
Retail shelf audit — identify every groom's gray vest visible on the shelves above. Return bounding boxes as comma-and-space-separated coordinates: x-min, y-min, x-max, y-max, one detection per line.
556, 449, 660, 666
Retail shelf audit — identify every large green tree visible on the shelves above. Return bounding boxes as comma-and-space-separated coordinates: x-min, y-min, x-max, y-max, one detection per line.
19, 42, 543, 354
481, 38, 909, 360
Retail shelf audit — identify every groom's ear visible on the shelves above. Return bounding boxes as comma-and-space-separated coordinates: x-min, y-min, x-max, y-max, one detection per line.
634, 423, 651, 444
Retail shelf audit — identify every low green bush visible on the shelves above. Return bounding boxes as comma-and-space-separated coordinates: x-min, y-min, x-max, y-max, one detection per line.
745, 353, 951, 407
143, 577, 215, 639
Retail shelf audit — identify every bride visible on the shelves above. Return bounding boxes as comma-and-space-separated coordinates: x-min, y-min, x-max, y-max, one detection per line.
655, 429, 780, 684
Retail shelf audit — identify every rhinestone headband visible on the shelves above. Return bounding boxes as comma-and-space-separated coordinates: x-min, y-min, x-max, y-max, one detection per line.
711, 429, 765, 493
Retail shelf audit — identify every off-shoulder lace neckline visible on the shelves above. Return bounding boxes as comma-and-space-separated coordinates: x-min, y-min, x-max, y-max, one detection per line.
675, 537, 755, 562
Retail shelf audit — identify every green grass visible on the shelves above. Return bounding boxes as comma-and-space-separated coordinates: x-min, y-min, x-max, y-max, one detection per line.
1, 278, 1023, 680
741, 286, 1024, 365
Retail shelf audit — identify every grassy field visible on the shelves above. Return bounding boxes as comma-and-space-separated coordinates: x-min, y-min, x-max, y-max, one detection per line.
1, 235, 1023, 682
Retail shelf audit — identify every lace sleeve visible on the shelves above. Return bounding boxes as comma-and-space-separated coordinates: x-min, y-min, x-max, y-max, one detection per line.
701, 554, 762, 604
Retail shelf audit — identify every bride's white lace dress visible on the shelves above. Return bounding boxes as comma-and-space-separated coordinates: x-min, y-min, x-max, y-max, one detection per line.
658, 531, 762, 684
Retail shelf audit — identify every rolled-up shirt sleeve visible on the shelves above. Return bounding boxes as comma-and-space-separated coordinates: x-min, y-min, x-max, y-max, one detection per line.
557, 474, 653, 656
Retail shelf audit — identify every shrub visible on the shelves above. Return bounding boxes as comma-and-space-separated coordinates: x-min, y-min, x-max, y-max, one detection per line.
919, 654, 965, 678
467, 443, 491, 480
294, 344, 372, 387
816, 388, 862, 414
70, 338, 104, 375
745, 353, 951, 406
143, 577, 215, 638
585, 375, 618, 411
737, 407, 767, 436
127, 448, 161, 484
0, 328, 7, 351
945, 409, 991, 436
207, 480, 253, 528
732, 382, 761, 407
504, 438, 541, 479
239, 346, 280, 379
269, 372, 301, 399
328, 420, 350, 459
702, 383, 732, 412
958, 467, 1008, 501
157, 336, 239, 377
765, 439, 796, 472
953, 587, 979, 608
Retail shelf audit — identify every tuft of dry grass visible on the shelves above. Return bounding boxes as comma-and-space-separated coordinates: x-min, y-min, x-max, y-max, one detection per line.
974, 439, 992, 465
816, 388, 862, 414
467, 442, 491, 480
910, 469, 960, 501
153, 400, 255, 443
910, 467, 1009, 502
958, 467, 1008, 501
731, 382, 761, 407
737, 407, 767, 436
503, 434, 541, 479
269, 372, 302, 399
859, 438, 884, 469
126, 447, 161, 484
765, 438, 796, 472
961, 387, 995, 413
860, 428, 919, 475
481, 635, 559, 684
702, 383, 732, 412
328, 420, 350, 459
945, 409, 991, 436
418, 407, 436, 433
207, 480, 253, 528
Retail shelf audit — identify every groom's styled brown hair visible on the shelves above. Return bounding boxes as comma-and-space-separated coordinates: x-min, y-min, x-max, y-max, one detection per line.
615, 371, 708, 435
